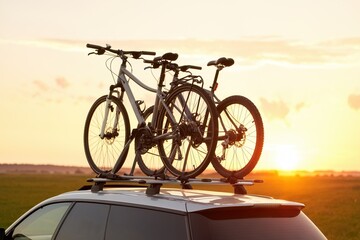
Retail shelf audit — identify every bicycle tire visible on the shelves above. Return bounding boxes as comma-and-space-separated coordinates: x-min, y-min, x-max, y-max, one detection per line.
211, 95, 264, 178
84, 95, 130, 174
157, 84, 218, 178
135, 106, 166, 176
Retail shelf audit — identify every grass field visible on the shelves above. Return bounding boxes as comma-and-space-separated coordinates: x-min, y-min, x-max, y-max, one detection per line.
0, 173, 359, 240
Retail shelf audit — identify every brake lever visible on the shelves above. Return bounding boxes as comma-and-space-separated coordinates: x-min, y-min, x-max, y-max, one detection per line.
144, 66, 153, 70
88, 48, 106, 56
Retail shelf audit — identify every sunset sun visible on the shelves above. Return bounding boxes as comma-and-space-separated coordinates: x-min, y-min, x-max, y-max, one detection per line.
274, 145, 300, 171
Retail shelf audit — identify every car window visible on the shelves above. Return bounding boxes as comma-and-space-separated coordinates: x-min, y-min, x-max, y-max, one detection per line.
189, 208, 327, 240
11, 202, 71, 240
55, 202, 109, 240
105, 205, 189, 240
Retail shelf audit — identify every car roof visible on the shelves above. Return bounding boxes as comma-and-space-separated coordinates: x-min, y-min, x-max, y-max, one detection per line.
41, 186, 304, 213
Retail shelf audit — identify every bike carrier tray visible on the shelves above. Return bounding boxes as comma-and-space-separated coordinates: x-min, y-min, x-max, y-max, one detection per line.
87, 174, 263, 195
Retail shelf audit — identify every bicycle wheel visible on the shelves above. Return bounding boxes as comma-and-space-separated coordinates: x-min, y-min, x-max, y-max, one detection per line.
211, 95, 264, 178
84, 95, 130, 174
135, 106, 166, 176
157, 84, 218, 178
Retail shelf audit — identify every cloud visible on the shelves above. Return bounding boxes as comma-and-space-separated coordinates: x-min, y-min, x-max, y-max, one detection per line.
323, 38, 360, 50
30, 77, 72, 103
260, 98, 308, 121
33, 78, 70, 93
0, 38, 85, 53
348, 94, 360, 110
260, 98, 290, 121
295, 102, 306, 112
3, 36, 360, 66
55, 77, 70, 89
33, 80, 49, 91
96, 37, 360, 66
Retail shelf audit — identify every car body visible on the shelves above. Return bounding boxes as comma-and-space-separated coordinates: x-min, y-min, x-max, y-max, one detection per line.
2, 177, 327, 240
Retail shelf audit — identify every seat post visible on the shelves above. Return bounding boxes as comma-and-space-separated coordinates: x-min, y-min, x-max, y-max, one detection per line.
211, 67, 222, 92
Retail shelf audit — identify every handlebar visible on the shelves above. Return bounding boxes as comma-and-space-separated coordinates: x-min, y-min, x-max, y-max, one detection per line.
86, 43, 156, 59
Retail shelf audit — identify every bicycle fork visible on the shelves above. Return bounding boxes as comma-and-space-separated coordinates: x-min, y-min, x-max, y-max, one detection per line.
99, 85, 123, 139
99, 98, 112, 139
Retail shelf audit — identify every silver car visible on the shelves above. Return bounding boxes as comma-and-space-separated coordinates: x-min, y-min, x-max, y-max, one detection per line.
1, 177, 327, 240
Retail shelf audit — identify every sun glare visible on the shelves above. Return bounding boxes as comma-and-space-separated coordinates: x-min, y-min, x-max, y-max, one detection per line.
274, 145, 300, 171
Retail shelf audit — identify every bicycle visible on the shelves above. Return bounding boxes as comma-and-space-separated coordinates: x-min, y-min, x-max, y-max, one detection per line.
136, 56, 264, 179
135, 60, 208, 177
207, 57, 264, 179
83, 44, 218, 179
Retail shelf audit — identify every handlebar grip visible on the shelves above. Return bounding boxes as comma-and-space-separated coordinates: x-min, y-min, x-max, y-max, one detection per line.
86, 43, 103, 49
179, 65, 202, 71
143, 59, 154, 64
141, 51, 156, 56
189, 65, 202, 70
144, 59, 160, 69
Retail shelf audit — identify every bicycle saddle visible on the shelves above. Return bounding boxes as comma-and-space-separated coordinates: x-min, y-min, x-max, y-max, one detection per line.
161, 52, 178, 61
146, 53, 179, 69
207, 57, 234, 67
152, 52, 178, 63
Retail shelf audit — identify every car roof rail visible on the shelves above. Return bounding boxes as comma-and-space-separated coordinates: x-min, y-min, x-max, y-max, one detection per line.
86, 174, 263, 195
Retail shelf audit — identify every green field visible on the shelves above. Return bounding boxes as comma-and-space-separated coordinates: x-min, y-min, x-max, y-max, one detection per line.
1, 173, 359, 240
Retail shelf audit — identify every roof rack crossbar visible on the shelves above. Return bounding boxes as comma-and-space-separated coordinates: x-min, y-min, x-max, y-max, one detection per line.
87, 175, 263, 194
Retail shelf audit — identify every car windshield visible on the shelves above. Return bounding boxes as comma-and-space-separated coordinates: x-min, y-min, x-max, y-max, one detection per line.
189, 207, 326, 240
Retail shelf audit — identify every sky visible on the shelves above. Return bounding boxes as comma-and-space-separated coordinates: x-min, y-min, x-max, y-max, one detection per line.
1, 0, 360, 172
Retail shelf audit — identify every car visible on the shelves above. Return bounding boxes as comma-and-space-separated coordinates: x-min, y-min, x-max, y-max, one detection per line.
1, 176, 327, 240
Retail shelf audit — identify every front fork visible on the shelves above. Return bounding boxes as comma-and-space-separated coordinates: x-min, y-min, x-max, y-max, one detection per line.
99, 84, 123, 139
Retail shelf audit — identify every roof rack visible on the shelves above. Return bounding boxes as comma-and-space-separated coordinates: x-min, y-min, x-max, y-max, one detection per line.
87, 174, 263, 195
